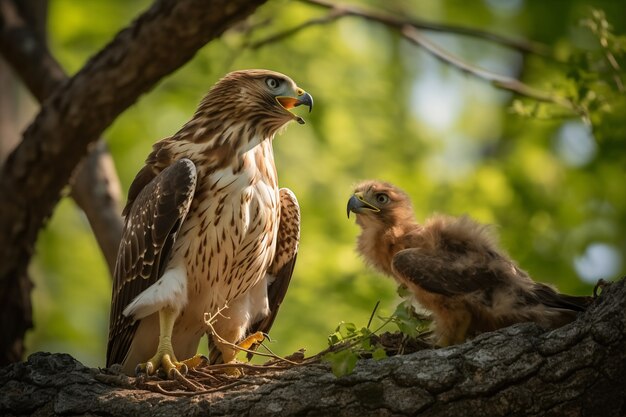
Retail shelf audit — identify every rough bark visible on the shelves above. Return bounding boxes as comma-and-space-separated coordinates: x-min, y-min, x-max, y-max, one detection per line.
0, 0, 124, 275
0, 0, 267, 366
1, 279, 624, 417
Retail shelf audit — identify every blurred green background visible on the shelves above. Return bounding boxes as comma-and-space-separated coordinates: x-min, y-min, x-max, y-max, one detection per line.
20, 0, 626, 367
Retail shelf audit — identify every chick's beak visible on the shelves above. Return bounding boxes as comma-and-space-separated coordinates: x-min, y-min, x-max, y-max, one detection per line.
347, 193, 380, 218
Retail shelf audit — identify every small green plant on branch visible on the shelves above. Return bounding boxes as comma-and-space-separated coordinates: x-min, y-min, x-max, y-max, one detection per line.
322, 287, 431, 377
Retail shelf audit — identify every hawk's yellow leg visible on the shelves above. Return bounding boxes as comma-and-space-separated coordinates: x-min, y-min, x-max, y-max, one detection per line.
135, 307, 207, 378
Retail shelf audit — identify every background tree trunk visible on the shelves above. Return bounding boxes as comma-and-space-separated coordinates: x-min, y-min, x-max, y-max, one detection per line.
1, 278, 624, 417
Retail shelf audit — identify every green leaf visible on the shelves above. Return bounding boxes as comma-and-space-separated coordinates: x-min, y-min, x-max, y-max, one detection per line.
372, 347, 387, 361
338, 321, 357, 338
327, 332, 341, 346
323, 349, 358, 377
391, 300, 430, 338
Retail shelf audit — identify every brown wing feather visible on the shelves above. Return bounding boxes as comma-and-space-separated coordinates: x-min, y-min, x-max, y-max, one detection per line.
392, 215, 512, 297
392, 247, 507, 297
106, 158, 197, 367
393, 232, 591, 312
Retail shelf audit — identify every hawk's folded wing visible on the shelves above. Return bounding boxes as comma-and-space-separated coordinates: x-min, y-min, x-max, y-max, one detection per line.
391, 247, 507, 297
106, 158, 197, 367
392, 247, 590, 312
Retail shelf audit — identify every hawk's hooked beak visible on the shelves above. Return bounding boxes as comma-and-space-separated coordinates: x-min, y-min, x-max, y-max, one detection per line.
347, 193, 380, 218
277, 88, 314, 125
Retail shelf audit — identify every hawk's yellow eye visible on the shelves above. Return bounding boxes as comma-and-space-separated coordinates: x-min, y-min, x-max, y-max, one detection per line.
265, 77, 280, 89
376, 193, 389, 204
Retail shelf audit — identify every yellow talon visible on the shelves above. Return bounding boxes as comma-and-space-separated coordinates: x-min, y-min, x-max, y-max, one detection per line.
181, 354, 209, 370
238, 331, 265, 351
134, 307, 206, 379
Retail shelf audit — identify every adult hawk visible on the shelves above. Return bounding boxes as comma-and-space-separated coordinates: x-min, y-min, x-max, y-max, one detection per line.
106, 69, 312, 377
347, 180, 591, 346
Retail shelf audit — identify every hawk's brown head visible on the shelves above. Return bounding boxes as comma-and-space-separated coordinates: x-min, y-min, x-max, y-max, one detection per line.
347, 180, 415, 228
198, 69, 313, 139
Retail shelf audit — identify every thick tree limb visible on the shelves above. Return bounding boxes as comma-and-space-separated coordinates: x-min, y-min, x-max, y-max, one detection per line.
0, 0, 123, 275
1, 278, 624, 416
0, 0, 267, 365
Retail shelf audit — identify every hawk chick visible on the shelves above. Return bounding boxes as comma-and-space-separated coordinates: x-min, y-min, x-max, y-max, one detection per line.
347, 180, 591, 346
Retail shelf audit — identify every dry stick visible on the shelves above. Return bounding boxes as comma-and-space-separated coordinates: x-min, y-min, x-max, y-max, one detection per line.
172, 370, 205, 391
201, 362, 294, 371
155, 379, 257, 397
367, 301, 380, 330
203, 311, 301, 365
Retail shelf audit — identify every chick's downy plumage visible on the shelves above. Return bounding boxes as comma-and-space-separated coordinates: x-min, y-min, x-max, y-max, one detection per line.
347, 180, 592, 346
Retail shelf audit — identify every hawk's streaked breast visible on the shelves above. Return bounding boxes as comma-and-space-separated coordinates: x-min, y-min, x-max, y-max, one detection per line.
172, 139, 279, 332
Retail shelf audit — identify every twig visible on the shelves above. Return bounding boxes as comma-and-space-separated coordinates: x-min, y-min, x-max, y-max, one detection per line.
251, 0, 551, 57
201, 362, 294, 371
248, 8, 346, 49
204, 310, 301, 365
367, 301, 380, 330
248, 0, 582, 119
401, 26, 588, 120
172, 369, 205, 391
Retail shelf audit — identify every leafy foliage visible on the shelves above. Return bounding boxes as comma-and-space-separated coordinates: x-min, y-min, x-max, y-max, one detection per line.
322, 290, 430, 377
322, 319, 387, 377
388, 300, 430, 338
512, 9, 625, 128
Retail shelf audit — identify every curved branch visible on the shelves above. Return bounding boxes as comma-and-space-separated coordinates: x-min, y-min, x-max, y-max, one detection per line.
0, 0, 267, 365
251, 0, 583, 117
0, 0, 123, 275
251, 0, 551, 56
1, 278, 624, 416
400, 26, 586, 118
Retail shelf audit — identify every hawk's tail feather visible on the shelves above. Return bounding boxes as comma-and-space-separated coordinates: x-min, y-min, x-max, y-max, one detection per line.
554, 293, 594, 312
533, 283, 593, 312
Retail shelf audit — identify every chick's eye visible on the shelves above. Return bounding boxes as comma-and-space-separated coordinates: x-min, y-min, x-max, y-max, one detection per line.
265, 77, 280, 89
376, 193, 389, 204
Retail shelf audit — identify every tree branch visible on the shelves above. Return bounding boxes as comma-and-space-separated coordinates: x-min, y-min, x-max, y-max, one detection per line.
0, 0, 267, 365
251, 0, 551, 56
0, 0, 123, 275
250, 0, 583, 118
1, 278, 624, 416
400, 26, 586, 119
